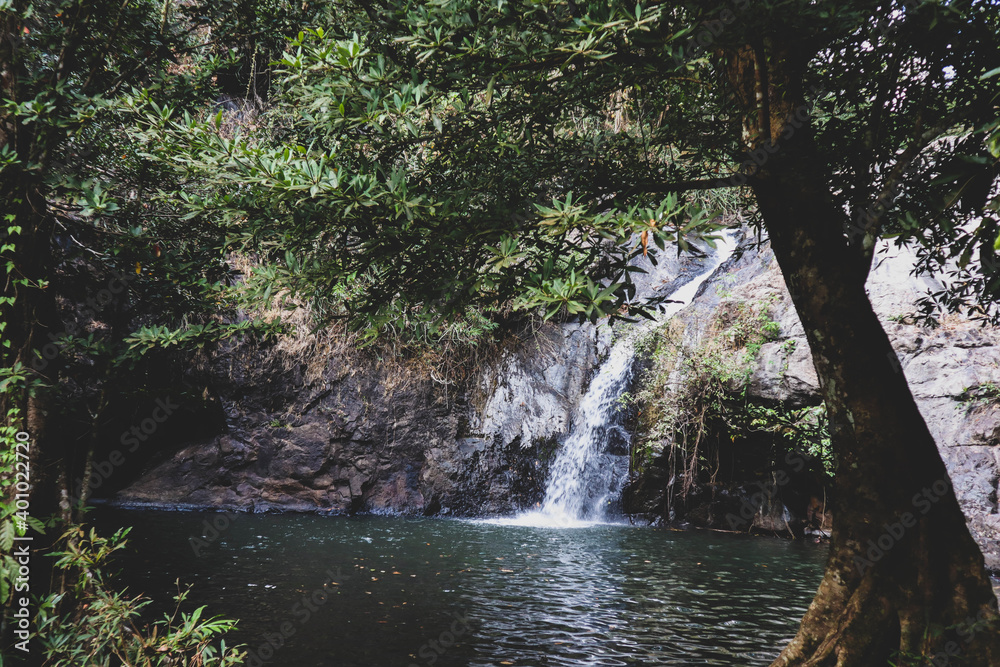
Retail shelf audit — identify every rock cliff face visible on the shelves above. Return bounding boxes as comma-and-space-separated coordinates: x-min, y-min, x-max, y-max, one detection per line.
113, 240, 700, 516
114, 321, 606, 517
626, 236, 1000, 571
115, 232, 1000, 571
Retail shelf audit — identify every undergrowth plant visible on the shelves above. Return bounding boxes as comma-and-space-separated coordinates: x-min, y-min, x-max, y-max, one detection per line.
632, 296, 833, 500
34, 525, 245, 666
1, 222, 48, 617
958, 381, 1000, 411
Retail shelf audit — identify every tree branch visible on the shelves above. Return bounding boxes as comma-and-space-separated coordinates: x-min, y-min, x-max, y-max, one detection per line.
849, 120, 944, 276
618, 177, 749, 196
593, 176, 747, 212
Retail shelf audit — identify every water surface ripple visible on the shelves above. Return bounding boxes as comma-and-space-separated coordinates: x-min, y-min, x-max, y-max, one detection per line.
93, 510, 826, 667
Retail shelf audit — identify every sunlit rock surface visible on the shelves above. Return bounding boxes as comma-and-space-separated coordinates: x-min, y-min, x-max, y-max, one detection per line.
657, 238, 1000, 570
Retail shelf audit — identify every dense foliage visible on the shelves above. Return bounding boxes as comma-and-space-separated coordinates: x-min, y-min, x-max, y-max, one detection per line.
0, 0, 308, 659
123, 0, 1000, 334
3, 0, 1000, 664
127, 2, 736, 339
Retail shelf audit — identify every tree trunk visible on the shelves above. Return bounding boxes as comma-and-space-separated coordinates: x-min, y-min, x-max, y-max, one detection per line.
2, 6, 70, 613
2, 192, 65, 517
730, 61, 1000, 667
757, 162, 1000, 667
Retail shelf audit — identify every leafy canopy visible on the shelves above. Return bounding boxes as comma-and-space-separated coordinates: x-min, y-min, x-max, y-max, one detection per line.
129, 1, 742, 336
129, 0, 1000, 336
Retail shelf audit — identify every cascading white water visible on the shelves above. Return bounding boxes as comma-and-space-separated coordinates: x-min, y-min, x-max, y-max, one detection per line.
533, 336, 637, 524
496, 231, 741, 528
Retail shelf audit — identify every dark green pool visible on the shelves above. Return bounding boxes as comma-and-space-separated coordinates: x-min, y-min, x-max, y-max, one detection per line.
91, 509, 827, 666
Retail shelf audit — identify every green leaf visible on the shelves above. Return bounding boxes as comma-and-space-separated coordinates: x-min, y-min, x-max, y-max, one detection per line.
485, 75, 496, 106
0, 520, 12, 552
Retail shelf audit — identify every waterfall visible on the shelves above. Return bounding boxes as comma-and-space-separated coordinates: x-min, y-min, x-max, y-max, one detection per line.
494, 231, 741, 528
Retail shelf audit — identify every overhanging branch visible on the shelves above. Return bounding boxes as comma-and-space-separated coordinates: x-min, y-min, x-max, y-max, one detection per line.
598, 177, 749, 208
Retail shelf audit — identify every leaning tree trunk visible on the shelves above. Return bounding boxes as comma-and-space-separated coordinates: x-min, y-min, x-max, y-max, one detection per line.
715, 39, 1000, 666
757, 160, 1000, 667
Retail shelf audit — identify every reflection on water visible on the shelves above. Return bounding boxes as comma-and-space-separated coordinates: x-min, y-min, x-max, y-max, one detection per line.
92, 509, 826, 667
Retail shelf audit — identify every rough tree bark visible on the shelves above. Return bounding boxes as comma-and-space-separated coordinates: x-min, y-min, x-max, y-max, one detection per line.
722, 42, 1000, 667
760, 153, 1000, 667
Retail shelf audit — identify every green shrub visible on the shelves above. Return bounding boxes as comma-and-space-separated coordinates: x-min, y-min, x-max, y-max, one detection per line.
631, 296, 832, 493
34, 525, 245, 667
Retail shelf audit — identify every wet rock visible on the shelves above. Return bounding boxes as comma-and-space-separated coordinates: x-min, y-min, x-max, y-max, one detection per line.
113, 229, 709, 518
